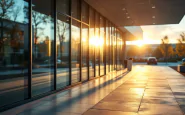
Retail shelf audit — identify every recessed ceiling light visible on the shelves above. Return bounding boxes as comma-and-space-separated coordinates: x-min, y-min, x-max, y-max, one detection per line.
122, 8, 126, 11
152, 5, 156, 8
127, 16, 130, 19
153, 23, 155, 24
152, 16, 155, 18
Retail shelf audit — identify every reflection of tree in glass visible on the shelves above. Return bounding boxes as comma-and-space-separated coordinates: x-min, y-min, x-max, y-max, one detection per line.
32, 11, 49, 59
0, 0, 25, 66
0, 0, 14, 18
10, 6, 22, 50
57, 20, 68, 57
0, 0, 14, 53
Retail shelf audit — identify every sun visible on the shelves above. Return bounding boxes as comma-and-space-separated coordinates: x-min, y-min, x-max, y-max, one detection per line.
135, 40, 144, 47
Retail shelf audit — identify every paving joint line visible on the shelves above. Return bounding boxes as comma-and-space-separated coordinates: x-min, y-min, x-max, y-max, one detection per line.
167, 69, 185, 115
82, 70, 137, 114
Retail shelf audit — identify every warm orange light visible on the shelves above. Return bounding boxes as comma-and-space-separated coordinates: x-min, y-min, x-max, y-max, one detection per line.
136, 40, 144, 47
99, 37, 104, 46
89, 36, 104, 46
89, 36, 97, 46
82, 37, 86, 42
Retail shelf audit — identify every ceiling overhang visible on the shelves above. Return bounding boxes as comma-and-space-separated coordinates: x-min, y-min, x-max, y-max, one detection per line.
85, 0, 185, 27
120, 26, 143, 41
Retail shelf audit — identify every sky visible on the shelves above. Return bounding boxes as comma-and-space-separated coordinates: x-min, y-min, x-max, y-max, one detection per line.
127, 15, 185, 45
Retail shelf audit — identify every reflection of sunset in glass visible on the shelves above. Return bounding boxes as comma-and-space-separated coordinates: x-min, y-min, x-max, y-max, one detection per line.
89, 36, 104, 46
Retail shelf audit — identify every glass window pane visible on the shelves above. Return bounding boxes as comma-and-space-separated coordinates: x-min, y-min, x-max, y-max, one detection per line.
56, 14, 70, 89
110, 24, 113, 71
89, 8, 95, 78
56, 0, 70, 15
117, 33, 120, 70
71, 19, 80, 84
120, 39, 123, 69
106, 20, 110, 73
82, 1, 89, 24
0, 0, 29, 107
114, 29, 116, 70
32, 0, 54, 96
81, 24, 89, 81
71, 0, 80, 20
111, 26, 115, 71
121, 38, 124, 69
95, 12, 100, 77
113, 27, 117, 70
113, 35, 116, 70
100, 16, 105, 76
118, 32, 123, 70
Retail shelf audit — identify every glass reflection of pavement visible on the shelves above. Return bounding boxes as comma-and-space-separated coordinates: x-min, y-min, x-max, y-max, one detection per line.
1, 69, 128, 115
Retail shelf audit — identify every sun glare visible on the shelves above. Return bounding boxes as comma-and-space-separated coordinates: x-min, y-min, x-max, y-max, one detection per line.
136, 40, 144, 47
89, 36, 104, 46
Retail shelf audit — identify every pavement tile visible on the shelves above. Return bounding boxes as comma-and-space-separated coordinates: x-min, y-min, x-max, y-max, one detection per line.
93, 101, 139, 112
83, 109, 138, 115
141, 97, 178, 105
179, 105, 185, 114
102, 94, 142, 102
176, 99, 185, 105
139, 103, 183, 115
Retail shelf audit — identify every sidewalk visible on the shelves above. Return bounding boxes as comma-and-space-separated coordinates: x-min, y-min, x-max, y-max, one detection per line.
2, 65, 185, 115
83, 65, 185, 115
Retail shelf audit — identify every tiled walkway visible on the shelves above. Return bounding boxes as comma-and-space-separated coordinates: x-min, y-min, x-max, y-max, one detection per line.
84, 65, 185, 115
2, 65, 185, 115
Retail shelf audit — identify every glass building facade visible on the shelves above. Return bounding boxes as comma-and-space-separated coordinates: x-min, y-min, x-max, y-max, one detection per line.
0, 0, 125, 111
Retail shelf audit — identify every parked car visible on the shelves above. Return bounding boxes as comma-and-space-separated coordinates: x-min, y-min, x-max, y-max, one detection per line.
147, 57, 157, 65
182, 58, 185, 63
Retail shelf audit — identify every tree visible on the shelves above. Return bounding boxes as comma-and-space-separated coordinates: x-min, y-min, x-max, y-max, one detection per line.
176, 33, 185, 57
126, 45, 153, 59
168, 45, 175, 58
144, 45, 153, 57
127, 45, 139, 58
152, 46, 163, 59
160, 36, 172, 63
180, 32, 185, 41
